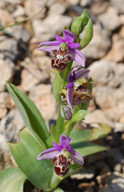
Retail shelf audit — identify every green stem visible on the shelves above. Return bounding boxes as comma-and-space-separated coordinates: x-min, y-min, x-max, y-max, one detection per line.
50, 174, 62, 189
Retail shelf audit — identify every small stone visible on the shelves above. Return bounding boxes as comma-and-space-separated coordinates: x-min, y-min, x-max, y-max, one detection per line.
29, 84, 57, 120
0, 92, 14, 109
91, 1, 110, 15
103, 34, 124, 63
84, 110, 114, 127
8, 25, 31, 43
67, 0, 80, 5
0, 109, 24, 142
114, 164, 122, 173
0, 134, 14, 170
0, 107, 7, 119
0, 59, 14, 92
71, 167, 94, 180
80, 0, 92, 7
3, 0, 22, 3
0, 10, 14, 26
119, 26, 124, 39
32, 14, 72, 41
111, 0, 124, 14
82, 24, 111, 59
25, 0, 46, 19
20, 57, 50, 91
0, 39, 18, 61
50, 2, 66, 14
89, 61, 116, 86
13, 5, 25, 18
114, 123, 124, 133
20, 65, 49, 92
119, 115, 124, 124
100, 174, 124, 192
98, 7, 121, 31
95, 86, 124, 122
34, 56, 51, 71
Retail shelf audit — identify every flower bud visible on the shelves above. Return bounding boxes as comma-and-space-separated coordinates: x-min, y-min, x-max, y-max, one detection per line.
61, 105, 72, 120
79, 19, 93, 49
71, 10, 89, 36
71, 9, 93, 49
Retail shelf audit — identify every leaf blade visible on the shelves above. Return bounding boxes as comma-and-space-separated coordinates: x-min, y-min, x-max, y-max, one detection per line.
0, 167, 27, 192
8, 128, 53, 191
6, 82, 49, 144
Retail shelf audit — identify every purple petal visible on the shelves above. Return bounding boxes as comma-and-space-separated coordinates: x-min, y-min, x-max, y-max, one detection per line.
68, 42, 80, 49
68, 148, 84, 165
67, 71, 76, 83
63, 30, 75, 43
66, 82, 74, 89
36, 147, 59, 160
69, 49, 85, 67
38, 41, 60, 52
52, 142, 63, 151
55, 35, 64, 43
67, 87, 74, 110
59, 135, 71, 147
75, 69, 90, 80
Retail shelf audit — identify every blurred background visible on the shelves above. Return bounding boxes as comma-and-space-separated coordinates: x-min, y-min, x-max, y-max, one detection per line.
0, 0, 124, 191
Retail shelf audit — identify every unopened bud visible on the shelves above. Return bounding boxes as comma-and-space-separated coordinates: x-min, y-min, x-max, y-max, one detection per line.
79, 19, 93, 49
71, 9, 93, 49
61, 105, 72, 120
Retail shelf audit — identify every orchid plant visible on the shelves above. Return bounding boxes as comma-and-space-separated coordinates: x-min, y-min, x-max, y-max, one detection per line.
0, 10, 111, 192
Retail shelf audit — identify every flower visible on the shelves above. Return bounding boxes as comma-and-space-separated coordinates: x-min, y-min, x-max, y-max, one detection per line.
38, 30, 85, 71
37, 135, 84, 177
60, 66, 92, 110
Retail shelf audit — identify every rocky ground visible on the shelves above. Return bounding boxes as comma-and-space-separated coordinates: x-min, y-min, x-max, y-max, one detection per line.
0, 0, 124, 191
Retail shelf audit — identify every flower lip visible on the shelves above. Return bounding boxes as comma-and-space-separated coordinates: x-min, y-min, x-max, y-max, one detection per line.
65, 67, 90, 109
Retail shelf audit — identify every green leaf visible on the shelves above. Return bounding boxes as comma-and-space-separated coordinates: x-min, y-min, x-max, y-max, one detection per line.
64, 110, 89, 136
70, 123, 111, 144
6, 82, 49, 144
72, 142, 108, 157
0, 167, 27, 192
80, 19, 93, 49
8, 128, 53, 191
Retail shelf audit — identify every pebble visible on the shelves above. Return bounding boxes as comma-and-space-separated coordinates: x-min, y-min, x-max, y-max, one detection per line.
89, 60, 116, 86
0, 59, 14, 92
98, 7, 121, 31
0, 109, 24, 142
0, 39, 18, 61
84, 109, 114, 127
103, 34, 124, 63
100, 174, 124, 192
111, 0, 124, 14
80, 0, 92, 7
29, 84, 57, 120
32, 13, 72, 41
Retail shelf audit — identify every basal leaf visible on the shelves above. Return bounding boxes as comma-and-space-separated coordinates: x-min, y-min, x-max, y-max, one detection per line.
71, 141, 108, 157
8, 128, 53, 191
0, 167, 27, 192
70, 123, 111, 144
6, 82, 49, 144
